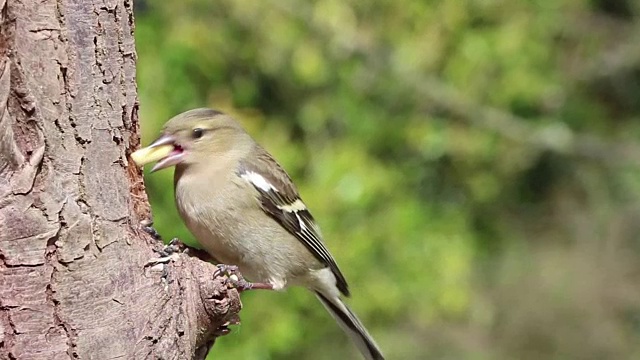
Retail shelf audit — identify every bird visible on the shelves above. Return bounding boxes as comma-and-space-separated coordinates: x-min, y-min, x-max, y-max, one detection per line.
131, 108, 384, 360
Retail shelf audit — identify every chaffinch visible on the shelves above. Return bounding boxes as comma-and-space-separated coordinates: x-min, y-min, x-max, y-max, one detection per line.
132, 108, 384, 360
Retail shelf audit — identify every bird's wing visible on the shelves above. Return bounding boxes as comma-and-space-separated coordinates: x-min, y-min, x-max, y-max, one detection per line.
237, 145, 350, 296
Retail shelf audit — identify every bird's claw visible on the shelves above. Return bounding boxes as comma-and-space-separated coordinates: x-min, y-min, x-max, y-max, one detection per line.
154, 238, 187, 257
214, 264, 273, 292
140, 218, 162, 240
145, 253, 180, 267
214, 264, 239, 277
227, 277, 256, 292
146, 238, 186, 267
213, 321, 232, 337
214, 264, 246, 290
146, 238, 188, 290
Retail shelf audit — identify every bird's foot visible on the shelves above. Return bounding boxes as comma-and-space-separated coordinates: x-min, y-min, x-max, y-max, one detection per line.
156, 237, 187, 257
215, 264, 274, 292
213, 321, 233, 337
140, 218, 162, 240
230, 278, 274, 292
141, 218, 179, 265
146, 238, 185, 267
141, 217, 184, 266
214, 263, 239, 277
145, 238, 189, 290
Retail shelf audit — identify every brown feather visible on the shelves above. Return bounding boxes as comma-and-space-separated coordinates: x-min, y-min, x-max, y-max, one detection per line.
237, 144, 350, 296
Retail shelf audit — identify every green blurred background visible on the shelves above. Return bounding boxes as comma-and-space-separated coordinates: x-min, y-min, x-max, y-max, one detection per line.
134, 1, 640, 359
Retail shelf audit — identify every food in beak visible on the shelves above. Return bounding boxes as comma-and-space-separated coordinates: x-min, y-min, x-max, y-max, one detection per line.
131, 144, 174, 167
131, 134, 186, 172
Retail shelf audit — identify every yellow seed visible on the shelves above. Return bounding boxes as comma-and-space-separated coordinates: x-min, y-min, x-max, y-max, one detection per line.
131, 145, 174, 166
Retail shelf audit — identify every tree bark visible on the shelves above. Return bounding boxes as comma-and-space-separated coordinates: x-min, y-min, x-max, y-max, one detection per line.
0, 0, 241, 359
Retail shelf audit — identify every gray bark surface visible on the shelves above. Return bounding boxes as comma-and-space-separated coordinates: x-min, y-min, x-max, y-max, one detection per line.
0, 0, 241, 358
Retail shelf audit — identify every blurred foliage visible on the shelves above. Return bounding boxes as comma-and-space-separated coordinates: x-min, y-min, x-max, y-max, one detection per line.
135, 0, 640, 359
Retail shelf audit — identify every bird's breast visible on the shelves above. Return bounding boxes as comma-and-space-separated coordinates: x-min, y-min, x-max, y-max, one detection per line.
173, 165, 323, 286
174, 171, 251, 262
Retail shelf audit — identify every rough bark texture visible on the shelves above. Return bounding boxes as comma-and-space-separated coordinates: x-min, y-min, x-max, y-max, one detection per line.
0, 0, 241, 359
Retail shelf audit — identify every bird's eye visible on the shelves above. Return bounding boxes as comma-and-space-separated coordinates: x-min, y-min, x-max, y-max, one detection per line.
192, 128, 204, 139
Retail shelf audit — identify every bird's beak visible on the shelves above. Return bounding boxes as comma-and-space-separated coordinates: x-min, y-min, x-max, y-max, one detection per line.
131, 135, 186, 172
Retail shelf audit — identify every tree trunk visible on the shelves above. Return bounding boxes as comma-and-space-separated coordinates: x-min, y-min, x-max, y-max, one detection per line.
0, 0, 241, 359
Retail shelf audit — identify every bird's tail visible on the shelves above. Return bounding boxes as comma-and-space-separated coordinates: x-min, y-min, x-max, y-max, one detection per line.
315, 291, 385, 360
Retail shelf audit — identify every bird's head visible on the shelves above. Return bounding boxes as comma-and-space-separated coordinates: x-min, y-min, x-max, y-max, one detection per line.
132, 108, 250, 172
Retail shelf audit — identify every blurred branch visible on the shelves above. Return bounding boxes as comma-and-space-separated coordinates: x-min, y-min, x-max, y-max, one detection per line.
577, 18, 640, 82
581, 35, 640, 82
270, 0, 640, 166
413, 76, 640, 166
